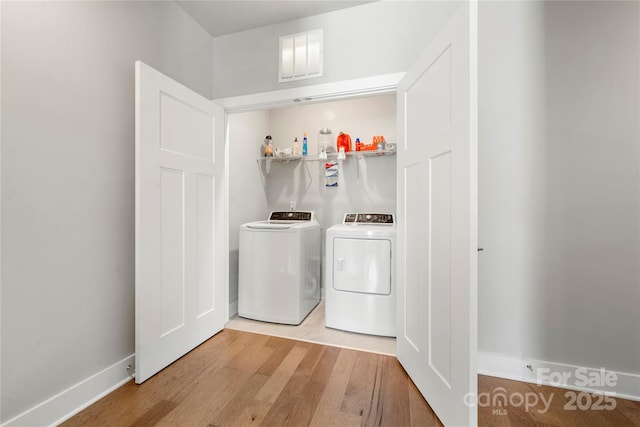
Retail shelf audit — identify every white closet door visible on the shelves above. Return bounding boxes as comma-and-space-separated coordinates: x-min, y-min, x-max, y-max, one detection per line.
135, 61, 226, 383
396, 2, 478, 425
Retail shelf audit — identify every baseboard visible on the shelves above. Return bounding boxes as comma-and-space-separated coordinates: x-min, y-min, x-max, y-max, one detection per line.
2, 354, 135, 427
229, 299, 238, 317
478, 351, 640, 402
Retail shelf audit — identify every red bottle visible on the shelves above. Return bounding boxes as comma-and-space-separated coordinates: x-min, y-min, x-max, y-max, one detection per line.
336, 132, 352, 152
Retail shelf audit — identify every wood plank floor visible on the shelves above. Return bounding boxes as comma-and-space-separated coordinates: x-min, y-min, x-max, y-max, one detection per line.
63, 329, 640, 427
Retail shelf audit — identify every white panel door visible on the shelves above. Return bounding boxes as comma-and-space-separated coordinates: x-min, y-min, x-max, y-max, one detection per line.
135, 61, 226, 383
396, 2, 478, 426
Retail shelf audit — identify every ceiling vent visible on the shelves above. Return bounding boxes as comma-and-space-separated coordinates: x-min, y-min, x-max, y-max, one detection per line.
279, 29, 323, 82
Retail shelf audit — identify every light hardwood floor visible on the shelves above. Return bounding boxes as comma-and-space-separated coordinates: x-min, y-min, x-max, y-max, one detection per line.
63, 328, 640, 427
63, 329, 440, 426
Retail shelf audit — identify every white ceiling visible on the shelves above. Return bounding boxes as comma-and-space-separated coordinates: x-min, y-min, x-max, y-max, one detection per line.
176, 1, 374, 38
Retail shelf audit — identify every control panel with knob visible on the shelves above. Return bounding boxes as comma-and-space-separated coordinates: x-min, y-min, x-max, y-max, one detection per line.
343, 213, 394, 225
269, 211, 313, 221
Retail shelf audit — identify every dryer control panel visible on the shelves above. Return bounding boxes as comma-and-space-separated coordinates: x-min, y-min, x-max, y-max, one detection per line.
269, 211, 314, 221
343, 213, 394, 225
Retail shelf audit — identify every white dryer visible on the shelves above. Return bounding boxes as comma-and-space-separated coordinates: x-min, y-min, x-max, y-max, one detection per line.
325, 213, 396, 337
239, 211, 321, 325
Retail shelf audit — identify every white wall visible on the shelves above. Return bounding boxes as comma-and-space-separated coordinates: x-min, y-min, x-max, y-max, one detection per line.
227, 94, 396, 308
478, 0, 547, 364
0, 1, 214, 421
479, 1, 640, 376
540, 0, 639, 373
228, 111, 270, 307
211, 1, 459, 98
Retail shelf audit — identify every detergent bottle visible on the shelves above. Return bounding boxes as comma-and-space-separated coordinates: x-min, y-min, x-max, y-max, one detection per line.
337, 132, 352, 152
302, 132, 308, 156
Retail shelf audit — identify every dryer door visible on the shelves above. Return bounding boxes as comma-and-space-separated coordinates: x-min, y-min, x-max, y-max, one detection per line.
333, 238, 391, 295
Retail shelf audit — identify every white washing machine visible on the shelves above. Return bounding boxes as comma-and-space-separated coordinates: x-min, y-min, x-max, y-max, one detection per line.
325, 213, 396, 337
239, 211, 321, 325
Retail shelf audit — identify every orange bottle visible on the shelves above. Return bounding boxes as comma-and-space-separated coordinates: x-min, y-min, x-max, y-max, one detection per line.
336, 132, 352, 152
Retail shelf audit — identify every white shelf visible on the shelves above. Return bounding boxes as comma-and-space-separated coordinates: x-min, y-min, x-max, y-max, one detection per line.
256, 149, 396, 164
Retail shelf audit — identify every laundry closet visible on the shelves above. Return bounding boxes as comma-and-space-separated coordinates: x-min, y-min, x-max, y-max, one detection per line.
227, 93, 397, 309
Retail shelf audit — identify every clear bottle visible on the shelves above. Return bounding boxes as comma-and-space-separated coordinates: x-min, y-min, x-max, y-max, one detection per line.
318, 128, 334, 155
293, 137, 300, 156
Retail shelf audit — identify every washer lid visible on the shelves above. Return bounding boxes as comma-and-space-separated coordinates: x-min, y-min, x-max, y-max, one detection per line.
245, 222, 296, 230
242, 217, 320, 231
241, 211, 318, 231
